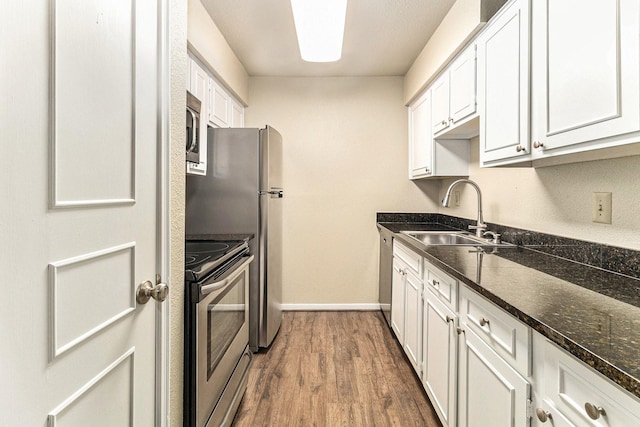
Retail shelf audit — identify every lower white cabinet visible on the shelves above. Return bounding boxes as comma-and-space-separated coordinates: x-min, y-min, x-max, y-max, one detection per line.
391, 259, 406, 344
404, 271, 422, 373
422, 288, 457, 427
458, 327, 531, 427
536, 338, 640, 427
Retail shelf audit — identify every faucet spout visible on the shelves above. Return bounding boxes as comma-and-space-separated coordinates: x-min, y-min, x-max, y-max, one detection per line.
442, 179, 486, 237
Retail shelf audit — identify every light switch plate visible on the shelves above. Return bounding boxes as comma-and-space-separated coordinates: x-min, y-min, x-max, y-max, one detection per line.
592, 192, 612, 224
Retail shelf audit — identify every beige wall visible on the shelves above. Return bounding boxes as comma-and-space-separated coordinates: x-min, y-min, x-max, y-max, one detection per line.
169, 0, 187, 424
247, 77, 441, 305
439, 138, 640, 251
187, 0, 249, 104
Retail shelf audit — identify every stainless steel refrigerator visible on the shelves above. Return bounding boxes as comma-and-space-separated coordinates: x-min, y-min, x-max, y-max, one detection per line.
186, 126, 283, 351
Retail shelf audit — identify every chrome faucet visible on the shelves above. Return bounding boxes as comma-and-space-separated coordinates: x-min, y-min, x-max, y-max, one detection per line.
442, 179, 487, 238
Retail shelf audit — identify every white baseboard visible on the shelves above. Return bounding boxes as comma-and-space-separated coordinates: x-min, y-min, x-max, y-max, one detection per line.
282, 303, 381, 311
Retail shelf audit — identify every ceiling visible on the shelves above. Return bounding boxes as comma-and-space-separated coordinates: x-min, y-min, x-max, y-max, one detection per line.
201, 0, 456, 77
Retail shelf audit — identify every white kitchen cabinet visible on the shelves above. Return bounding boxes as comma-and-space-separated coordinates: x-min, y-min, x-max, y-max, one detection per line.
458, 327, 531, 427
391, 242, 422, 346
408, 90, 433, 179
431, 45, 478, 138
422, 287, 457, 427
209, 77, 230, 128
187, 57, 209, 175
391, 259, 406, 343
478, 0, 531, 166
459, 285, 531, 377
230, 99, 245, 128
408, 90, 470, 180
404, 271, 422, 373
537, 339, 640, 427
530, 0, 640, 159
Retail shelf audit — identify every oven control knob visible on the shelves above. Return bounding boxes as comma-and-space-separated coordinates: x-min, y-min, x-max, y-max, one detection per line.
136, 279, 169, 304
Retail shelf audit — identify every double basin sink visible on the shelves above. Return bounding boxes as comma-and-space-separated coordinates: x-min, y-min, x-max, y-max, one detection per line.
400, 230, 514, 248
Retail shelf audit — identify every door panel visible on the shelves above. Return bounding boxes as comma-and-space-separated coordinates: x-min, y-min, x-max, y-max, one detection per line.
0, 0, 161, 425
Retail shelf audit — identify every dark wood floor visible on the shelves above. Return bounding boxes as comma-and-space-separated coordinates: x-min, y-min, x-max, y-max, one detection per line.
232, 311, 442, 427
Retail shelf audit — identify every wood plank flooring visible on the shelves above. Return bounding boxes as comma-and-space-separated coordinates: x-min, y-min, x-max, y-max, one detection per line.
232, 311, 442, 427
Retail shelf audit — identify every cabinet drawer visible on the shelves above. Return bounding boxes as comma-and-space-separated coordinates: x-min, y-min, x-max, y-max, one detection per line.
393, 241, 421, 277
423, 260, 458, 311
543, 340, 640, 427
459, 285, 530, 376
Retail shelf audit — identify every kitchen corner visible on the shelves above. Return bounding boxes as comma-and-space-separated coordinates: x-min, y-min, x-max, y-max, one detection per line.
378, 212, 640, 399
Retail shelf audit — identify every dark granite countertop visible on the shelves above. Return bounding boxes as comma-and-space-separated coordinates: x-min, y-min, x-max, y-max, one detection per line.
377, 219, 640, 399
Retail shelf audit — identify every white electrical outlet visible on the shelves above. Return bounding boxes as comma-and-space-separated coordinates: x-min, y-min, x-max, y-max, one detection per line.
592, 192, 612, 224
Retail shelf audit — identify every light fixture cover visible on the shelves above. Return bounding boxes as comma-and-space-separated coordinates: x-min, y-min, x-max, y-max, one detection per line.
290, 0, 347, 62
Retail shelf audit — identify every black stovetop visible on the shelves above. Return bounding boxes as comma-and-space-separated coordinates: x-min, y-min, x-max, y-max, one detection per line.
185, 239, 248, 282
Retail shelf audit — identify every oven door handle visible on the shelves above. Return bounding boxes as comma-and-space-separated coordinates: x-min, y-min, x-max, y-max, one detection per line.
199, 255, 254, 296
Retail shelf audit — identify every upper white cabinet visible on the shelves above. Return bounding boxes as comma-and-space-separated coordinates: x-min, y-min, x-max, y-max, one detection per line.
432, 45, 478, 138
478, 0, 531, 166
231, 100, 245, 127
209, 78, 230, 128
530, 0, 640, 159
408, 90, 469, 180
187, 58, 209, 176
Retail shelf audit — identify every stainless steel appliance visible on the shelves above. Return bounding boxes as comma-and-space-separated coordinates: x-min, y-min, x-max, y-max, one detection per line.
184, 238, 254, 427
186, 91, 201, 164
378, 226, 393, 326
186, 126, 283, 351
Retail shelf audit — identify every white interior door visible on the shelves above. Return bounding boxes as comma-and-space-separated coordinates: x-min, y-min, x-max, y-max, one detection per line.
0, 0, 164, 425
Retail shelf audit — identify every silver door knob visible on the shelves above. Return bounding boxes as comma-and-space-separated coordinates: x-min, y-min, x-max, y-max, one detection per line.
584, 402, 606, 420
479, 317, 490, 327
516, 145, 526, 152
533, 141, 544, 149
536, 408, 552, 423
137, 279, 169, 304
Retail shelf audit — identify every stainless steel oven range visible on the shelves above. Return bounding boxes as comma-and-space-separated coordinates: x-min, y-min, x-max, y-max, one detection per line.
184, 237, 253, 427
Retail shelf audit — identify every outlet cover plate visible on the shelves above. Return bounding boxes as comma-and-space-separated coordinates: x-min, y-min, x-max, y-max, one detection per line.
592, 192, 612, 224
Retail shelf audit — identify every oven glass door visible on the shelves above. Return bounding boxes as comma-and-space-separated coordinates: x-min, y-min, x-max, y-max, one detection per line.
196, 255, 252, 427
207, 271, 245, 378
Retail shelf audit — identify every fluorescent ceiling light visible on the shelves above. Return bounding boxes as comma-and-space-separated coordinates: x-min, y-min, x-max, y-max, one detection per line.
290, 0, 347, 62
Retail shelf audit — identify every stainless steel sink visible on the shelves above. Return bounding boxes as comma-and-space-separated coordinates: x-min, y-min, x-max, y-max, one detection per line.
400, 231, 514, 247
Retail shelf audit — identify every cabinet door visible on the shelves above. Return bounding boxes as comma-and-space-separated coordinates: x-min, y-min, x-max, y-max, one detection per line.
478, 0, 531, 165
409, 90, 433, 178
432, 74, 450, 134
230, 100, 244, 128
458, 328, 530, 427
449, 45, 477, 124
532, 0, 640, 154
391, 261, 406, 343
403, 272, 422, 373
209, 78, 230, 128
188, 58, 209, 175
422, 290, 457, 427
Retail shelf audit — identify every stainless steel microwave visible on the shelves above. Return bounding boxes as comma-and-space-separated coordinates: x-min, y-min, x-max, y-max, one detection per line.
186, 91, 201, 164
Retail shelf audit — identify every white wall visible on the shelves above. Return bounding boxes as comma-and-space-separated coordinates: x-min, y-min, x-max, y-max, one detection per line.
439, 138, 640, 251
247, 77, 440, 306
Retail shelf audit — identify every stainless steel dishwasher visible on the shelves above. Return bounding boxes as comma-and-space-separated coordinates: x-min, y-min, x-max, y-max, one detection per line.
378, 226, 393, 327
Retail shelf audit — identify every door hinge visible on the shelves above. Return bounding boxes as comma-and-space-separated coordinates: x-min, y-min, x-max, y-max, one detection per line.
526, 398, 534, 419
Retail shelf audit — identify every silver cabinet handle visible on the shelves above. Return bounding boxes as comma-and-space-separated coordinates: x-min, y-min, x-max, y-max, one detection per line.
479, 317, 490, 327
456, 327, 465, 335
441, 120, 447, 126
584, 402, 606, 420
516, 145, 526, 152
535, 408, 551, 423
533, 141, 544, 149
448, 117, 453, 122
445, 316, 454, 323
431, 280, 440, 290
136, 278, 168, 304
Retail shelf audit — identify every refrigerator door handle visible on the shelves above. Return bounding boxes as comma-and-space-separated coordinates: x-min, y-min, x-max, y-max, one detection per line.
259, 190, 284, 198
